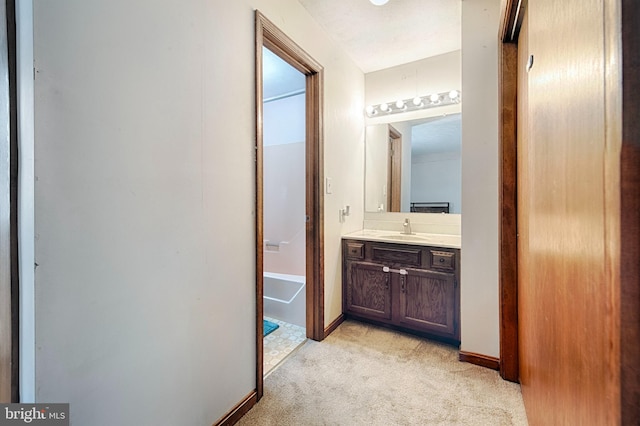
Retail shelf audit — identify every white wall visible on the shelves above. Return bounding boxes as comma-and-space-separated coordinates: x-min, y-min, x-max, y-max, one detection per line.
263, 142, 306, 276
263, 93, 306, 277
17, 0, 35, 401
263, 93, 306, 146
365, 51, 461, 109
460, 0, 500, 358
31, 1, 364, 424
411, 151, 462, 214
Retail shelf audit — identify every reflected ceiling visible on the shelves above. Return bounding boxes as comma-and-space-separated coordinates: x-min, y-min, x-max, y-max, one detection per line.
410, 114, 461, 156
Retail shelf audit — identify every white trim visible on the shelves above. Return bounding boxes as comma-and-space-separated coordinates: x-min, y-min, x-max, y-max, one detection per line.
17, 0, 34, 403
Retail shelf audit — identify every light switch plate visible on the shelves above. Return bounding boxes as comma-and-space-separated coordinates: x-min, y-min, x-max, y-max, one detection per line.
326, 177, 333, 194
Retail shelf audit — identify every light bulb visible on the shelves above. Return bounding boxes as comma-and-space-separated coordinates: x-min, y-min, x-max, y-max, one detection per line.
365, 105, 375, 116
430, 94, 440, 104
395, 100, 405, 109
412, 96, 423, 106
380, 103, 389, 112
449, 90, 459, 100
369, 0, 389, 5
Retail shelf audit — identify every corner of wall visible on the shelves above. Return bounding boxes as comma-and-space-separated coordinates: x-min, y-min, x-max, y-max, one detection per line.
460, 0, 501, 359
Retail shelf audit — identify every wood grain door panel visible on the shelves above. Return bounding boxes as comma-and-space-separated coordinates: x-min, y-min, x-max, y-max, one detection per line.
517, 1, 619, 424
397, 269, 456, 337
345, 261, 392, 320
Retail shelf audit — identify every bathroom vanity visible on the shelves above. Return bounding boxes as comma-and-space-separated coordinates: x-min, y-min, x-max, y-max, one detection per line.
342, 230, 460, 345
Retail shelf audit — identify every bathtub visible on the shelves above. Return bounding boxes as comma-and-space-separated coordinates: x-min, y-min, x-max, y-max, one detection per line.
263, 272, 306, 328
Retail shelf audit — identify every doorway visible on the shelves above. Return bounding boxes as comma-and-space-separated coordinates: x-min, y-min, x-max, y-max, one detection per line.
261, 45, 307, 376
255, 11, 324, 400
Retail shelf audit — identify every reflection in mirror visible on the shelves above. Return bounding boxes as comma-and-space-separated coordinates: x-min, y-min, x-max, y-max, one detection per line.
365, 113, 461, 214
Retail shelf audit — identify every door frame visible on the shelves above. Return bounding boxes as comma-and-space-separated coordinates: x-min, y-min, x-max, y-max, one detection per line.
255, 11, 324, 400
387, 125, 401, 212
497, 0, 524, 383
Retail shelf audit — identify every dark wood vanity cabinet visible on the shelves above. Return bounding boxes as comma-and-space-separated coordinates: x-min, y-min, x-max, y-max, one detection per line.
397, 268, 456, 337
344, 261, 392, 321
343, 239, 460, 344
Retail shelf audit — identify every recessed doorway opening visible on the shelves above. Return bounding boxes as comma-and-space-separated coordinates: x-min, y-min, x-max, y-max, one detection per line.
261, 46, 308, 376
255, 10, 325, 400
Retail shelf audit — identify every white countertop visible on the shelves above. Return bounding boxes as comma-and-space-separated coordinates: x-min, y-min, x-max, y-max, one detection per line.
342, 229, 461, 249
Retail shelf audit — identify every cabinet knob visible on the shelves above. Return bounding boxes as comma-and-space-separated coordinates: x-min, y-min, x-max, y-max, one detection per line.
439, 258, 445, 263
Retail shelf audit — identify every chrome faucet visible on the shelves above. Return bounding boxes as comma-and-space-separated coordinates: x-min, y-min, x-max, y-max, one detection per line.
402, 218, 412, 235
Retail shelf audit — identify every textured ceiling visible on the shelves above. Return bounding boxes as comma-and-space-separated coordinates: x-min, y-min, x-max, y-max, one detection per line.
298, 0, 461, 73
407, 113, 461, 156
263, 0, 461, 98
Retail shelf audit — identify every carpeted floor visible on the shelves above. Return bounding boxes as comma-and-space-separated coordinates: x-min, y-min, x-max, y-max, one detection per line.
238, 320, 528, 425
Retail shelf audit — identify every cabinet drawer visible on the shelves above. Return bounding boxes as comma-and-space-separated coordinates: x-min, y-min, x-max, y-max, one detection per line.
372, 245, 422, 266
345, 242, 364, 259
430, 250, 455, 270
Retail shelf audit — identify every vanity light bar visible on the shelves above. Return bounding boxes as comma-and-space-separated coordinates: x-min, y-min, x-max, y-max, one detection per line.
365, 90, 461, 117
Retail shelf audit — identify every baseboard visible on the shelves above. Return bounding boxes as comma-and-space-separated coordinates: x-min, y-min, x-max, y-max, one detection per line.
213, 390, 257, 426
459, 351, 500, 371
324, 314, 345, 338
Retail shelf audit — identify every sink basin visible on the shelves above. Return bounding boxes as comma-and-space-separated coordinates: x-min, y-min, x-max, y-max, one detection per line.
345, 230, 461, 248
379, 234, 429, 241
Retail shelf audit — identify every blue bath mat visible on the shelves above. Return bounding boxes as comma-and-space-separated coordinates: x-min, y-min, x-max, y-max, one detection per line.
264, 319, 279, 337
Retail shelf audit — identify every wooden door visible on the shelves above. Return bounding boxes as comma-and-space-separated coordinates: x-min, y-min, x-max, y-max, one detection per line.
396, 268, 456, 339
517, 2, 622, 424
387, 126, 402, 212
500, 0, 639, 420
345, 261, 392, 321
516, 6, 531, 391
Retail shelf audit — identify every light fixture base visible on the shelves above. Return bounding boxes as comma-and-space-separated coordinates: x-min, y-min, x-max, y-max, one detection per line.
365, 90, 461, 118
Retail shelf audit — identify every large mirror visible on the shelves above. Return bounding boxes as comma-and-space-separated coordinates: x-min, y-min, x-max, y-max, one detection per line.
365, 113, 461, 214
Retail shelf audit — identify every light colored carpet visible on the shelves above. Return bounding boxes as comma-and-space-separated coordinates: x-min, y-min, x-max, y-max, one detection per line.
238, 320, 528, 425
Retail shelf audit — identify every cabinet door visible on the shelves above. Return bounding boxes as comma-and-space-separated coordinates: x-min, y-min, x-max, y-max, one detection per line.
397, 268, 457, 338
345, 261, 392, 321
